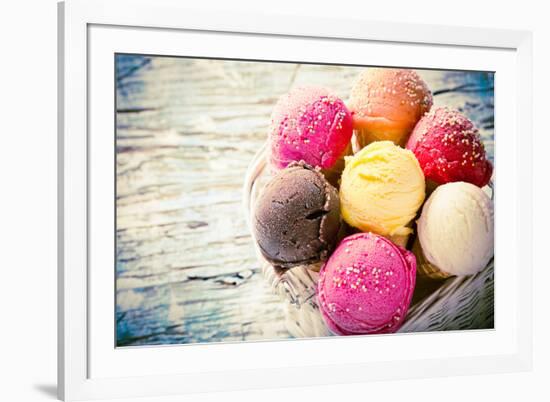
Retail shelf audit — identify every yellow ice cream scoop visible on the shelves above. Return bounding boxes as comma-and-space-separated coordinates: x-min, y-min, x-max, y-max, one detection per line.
340, 141, 425, 236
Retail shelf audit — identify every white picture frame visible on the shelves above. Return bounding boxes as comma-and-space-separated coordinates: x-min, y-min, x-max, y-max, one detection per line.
58, 0, 533, 400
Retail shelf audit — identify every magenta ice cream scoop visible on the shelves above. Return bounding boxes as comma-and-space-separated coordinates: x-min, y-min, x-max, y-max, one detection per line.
269, 86, 353, 170
318, 233, 416, 335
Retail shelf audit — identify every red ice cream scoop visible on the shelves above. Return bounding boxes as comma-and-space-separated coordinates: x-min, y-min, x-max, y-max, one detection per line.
317, 232, 416, 335
406, 107, 493, 188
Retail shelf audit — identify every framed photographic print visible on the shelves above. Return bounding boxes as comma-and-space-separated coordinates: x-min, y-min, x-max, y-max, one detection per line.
58, 0, 533, 400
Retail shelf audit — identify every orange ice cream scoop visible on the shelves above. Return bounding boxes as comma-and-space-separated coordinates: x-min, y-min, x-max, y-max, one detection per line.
348, 68, 433, 148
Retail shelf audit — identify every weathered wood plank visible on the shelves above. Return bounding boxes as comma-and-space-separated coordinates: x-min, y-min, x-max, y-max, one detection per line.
115, 55, 494, 346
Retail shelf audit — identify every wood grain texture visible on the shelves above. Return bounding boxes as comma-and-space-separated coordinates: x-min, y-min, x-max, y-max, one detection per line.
115, 55, 494, 346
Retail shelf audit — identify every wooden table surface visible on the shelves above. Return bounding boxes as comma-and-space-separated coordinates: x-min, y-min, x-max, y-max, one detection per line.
115, 55, 494, 346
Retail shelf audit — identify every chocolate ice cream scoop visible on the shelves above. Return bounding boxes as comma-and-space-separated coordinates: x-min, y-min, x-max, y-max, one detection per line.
253, 162, 341, 269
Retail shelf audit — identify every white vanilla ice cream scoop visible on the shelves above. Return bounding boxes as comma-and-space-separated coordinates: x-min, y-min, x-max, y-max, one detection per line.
417, 182, 494, 276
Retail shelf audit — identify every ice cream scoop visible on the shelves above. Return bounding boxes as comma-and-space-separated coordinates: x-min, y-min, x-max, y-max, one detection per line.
269, 86, 353, 171
253, 162, 341, 269
339, 141, 425, 237
406, 107, 493, 188
415, 181, 494, 278
348, 68, 432, 148
318, 232, 416, 335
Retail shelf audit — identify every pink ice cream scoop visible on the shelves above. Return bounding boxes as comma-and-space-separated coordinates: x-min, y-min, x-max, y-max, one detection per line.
406, 107, 493, 188
318, 233, 416, 335
269, 86, 353, 170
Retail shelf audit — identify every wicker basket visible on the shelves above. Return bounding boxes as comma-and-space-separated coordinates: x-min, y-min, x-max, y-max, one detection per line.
243, 143, 494, 337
